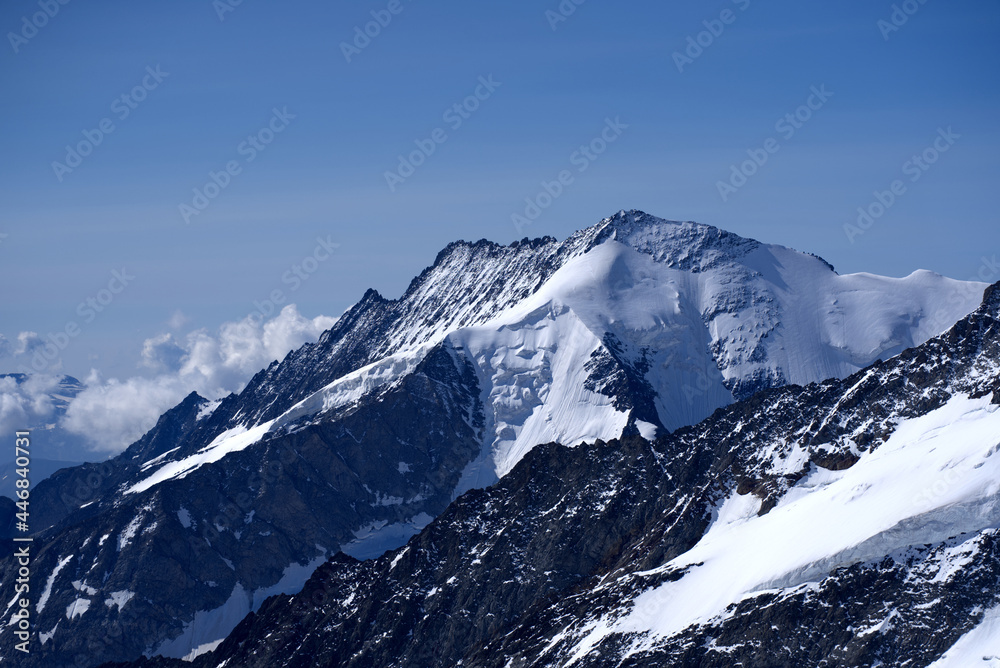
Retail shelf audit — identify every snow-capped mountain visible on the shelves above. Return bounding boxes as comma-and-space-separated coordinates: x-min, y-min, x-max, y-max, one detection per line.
0, 211, 988, 667
125, 280, 1000, 668
129, 210, 985, 492
0, 374, 87, 495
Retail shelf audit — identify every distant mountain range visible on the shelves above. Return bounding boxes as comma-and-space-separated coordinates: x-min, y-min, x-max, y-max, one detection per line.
0, 374, 85, 496
0, 211, 990, 667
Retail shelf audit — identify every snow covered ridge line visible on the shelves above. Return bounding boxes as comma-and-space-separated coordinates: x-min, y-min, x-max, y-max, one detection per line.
126, 341, 440, 495
126, 209, 986, 450
118, 282, 1000, 668
125, 421, 275, 495
120, 211, 988, 498
72, 211, 989, 503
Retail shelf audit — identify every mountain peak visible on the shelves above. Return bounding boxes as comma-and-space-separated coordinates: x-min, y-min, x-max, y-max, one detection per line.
605, 208, 690, 228
579, 209, 843, 275
577, 209, 761, 272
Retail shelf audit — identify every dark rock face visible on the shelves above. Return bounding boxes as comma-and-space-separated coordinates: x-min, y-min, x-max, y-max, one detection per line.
0, 224, 609, 667
583, 332, 663, 434
111, 434, 710, 668
603, 532, 1000, 667
28, 392, 208, 536
110, 282, 1000, 668
0, 345, 485, 667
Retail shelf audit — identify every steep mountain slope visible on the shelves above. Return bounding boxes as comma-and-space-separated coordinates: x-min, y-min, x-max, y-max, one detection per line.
117, 210, 986, 493
2, 345, 484, 666
135, 282, 1000, 668
0, 211, 986, 667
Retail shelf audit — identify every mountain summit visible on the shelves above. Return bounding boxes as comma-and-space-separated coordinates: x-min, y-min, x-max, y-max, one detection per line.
0, 211, 987, 666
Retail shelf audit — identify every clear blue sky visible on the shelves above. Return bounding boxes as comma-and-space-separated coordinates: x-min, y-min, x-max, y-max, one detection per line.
2, 0, 998, 379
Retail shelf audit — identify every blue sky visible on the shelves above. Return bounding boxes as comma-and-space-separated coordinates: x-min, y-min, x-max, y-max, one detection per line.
1, 0, 998, 382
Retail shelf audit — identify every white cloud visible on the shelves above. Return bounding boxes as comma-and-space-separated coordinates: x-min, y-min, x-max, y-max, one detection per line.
60, 305, 338, 455
0, 374, 62, 440
21, 374, 60, 416
0, 378, 30, 436
60, 372, 190, 454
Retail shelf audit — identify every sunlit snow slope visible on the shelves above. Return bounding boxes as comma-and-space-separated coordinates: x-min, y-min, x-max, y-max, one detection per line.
146, 210, 983, 493
573, 393, 1000, 660
147, 282, 1000, 668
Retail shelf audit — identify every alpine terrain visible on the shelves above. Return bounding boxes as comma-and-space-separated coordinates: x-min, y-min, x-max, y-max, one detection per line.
0, 210, 990, 667
124, 276, 1000, 668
